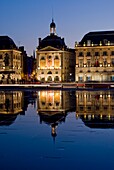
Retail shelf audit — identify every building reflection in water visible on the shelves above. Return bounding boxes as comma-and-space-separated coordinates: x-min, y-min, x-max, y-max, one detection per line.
0, 91, 23, 126
37, 90, 76, 140
76, 90, 114, 128
0, 91, 36, 126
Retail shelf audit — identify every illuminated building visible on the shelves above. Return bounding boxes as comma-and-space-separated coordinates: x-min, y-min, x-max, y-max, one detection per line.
75, 31, 114, 82
0, 91, 23, 125
37, 90, 75, 139
76, 91, 114, 128
0, 36, 22, 83
36, 19, 75, 82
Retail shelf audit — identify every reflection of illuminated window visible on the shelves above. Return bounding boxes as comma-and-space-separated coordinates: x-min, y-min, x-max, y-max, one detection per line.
48, 56, 51, 59
55, 102, 59, 106
41, 102, 45, 106
47, 71, 52, 74
49, 103, 52, 106
41, 56, 45, 60
55, 55, 59, 59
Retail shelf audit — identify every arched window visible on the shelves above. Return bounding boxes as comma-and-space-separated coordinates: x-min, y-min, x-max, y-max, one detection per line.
41, 56, 45, 60
54, 76, 59, 82
48, 56, 51, 59
55, 55, 59, 59
41, 77, 45, 82
47, 71, 52, 74
47, 76, 52, 82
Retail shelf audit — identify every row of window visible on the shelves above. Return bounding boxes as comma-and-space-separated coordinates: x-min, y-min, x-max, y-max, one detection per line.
78, 51, 114, 57
0, 54, 20, 60
78, 106, 114, 111
41, 55, 59, 60
41, 102, 60, 107
78, 59, 114, 67
41, 71, 59, 74
40, 76, 60, 82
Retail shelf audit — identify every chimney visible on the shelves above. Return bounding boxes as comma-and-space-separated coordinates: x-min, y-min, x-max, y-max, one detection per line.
39, 38, 41, 46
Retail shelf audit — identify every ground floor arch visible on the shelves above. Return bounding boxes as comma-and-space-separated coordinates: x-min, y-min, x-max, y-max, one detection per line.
47, 76, 52, 82
54, 76, 59, 82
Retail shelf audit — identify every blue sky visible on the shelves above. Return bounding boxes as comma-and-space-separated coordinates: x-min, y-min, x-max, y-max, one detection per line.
0, 0, 114, 55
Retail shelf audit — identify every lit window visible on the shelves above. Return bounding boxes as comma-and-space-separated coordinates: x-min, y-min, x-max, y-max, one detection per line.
47, 71, 52, 74
41, 56, 45, 60
86, 52, 91, 56
111, 51, 114, 56
55, 56, 59, 59
103, 51, 107, 56
79, 52, 83, 56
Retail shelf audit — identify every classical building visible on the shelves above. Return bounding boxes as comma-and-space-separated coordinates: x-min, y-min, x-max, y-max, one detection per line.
76, 90, 114, 128
0, 91, 23, 125
36, 19, 75, 82
37, 90, 75, 138
0, 36, 22, 83
75, 31, 114, 82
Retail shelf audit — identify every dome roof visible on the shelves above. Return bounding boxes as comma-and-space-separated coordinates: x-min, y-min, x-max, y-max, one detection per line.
0, 36, 18, 50
38, 34, 67, 50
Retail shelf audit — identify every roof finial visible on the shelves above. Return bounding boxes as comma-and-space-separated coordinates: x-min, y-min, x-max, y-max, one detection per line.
50, 18, 56, 35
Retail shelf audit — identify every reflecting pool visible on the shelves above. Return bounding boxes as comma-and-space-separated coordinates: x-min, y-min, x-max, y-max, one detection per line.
0, 90, 114, 170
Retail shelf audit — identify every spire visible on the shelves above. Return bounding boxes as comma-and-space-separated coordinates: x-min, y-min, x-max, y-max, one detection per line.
50, 18, 56, 35
51, 123, 57, 143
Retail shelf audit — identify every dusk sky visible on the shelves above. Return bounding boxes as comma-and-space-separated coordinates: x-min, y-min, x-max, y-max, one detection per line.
1, 0, 114, 55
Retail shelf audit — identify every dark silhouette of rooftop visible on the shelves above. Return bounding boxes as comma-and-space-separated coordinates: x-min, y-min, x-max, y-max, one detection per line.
0, 36, 17, 50
80, 30, 114, 46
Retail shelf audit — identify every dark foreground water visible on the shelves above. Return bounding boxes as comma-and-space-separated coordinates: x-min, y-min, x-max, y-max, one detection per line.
0, 90, 114, 170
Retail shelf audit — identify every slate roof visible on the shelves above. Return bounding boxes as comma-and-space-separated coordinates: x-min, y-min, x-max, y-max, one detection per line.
38, 34, 67, 50
79, 31, 114, 46
0, 36, 17, 50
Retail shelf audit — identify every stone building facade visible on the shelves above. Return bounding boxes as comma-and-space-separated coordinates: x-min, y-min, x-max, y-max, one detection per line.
75, 31, 114, 82
0, 36, 22, 83
36, 19, 75, 82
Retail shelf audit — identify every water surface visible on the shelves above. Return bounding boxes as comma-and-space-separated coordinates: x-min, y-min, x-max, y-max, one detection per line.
0, 90, 114, 170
